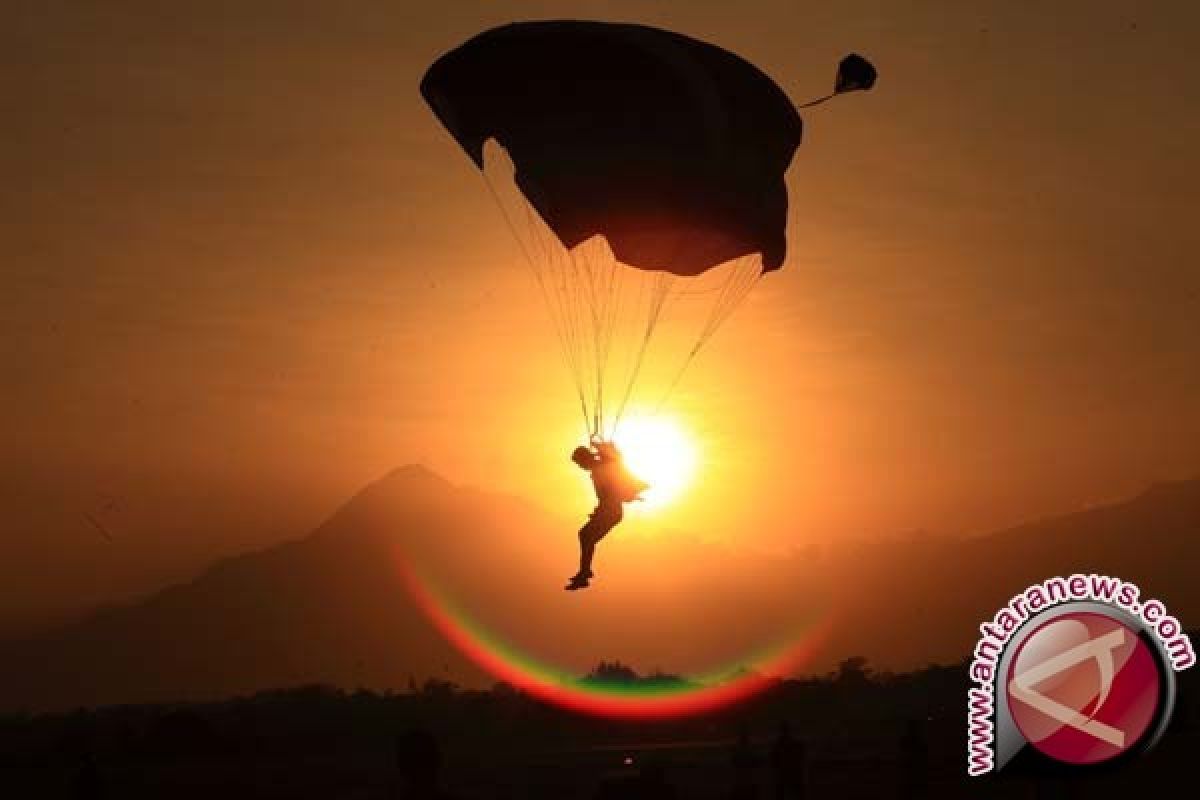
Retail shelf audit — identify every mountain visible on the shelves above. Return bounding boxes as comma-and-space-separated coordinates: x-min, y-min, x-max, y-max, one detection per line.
0, 466, 522, 711
2, 470, 1198, 712
816, 478, 1200, 668
0, 464, 820, 712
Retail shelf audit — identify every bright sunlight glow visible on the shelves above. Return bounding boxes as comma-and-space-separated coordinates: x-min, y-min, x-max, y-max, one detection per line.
611, 415, 698, 510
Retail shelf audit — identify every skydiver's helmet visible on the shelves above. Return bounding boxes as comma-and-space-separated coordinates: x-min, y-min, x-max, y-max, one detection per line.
571, 445, 595, 469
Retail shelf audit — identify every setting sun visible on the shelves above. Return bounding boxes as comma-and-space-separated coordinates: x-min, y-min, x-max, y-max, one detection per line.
612, 415, 699, 510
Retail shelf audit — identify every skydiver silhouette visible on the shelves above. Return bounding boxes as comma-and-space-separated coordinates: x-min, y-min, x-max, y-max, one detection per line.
566, 438, 648, 590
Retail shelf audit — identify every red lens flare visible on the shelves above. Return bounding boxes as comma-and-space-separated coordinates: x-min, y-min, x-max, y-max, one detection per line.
398, 557, 832, 720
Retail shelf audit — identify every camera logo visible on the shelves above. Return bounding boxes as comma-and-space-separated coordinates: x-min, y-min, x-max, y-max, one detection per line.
967, 575, 1194, 776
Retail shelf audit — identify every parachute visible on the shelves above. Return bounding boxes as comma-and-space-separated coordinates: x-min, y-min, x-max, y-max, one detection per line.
421, 20, 874, 438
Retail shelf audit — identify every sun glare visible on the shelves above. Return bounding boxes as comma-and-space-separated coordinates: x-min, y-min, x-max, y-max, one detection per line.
611, 415, 698, 510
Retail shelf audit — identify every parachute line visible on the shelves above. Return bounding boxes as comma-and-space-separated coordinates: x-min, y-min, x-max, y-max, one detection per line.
482, 141, 760, 438
796, 92, 836, 109
482, 170, 591, 427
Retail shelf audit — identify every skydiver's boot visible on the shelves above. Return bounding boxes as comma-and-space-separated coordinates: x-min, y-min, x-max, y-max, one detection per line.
565, 569, 593, 590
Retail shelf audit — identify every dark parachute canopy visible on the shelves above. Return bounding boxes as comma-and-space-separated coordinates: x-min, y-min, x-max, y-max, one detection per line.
421, 21, 875, 437
421, 20, 804, 275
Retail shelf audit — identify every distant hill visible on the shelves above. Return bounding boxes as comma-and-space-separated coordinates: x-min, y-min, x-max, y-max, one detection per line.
0, 464, 816, 711
0, 467, 506, 711
2, 469, 1197, 712
818, 478, 1200, 668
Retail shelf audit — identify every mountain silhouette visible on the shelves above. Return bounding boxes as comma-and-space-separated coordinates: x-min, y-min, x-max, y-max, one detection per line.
2, 469, 1197, 712
0, 466, 510, 711
818, 477, 1200, 668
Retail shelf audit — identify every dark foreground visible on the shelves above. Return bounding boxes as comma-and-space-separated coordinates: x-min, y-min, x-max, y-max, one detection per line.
3, 658, 1196, 799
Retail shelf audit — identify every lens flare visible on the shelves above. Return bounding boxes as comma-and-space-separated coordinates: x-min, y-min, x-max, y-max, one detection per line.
398, 557, 831, 719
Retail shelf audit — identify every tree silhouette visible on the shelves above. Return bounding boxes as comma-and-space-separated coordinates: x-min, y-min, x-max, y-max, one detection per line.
833, 656, 873, 687
584, 661, 640, 685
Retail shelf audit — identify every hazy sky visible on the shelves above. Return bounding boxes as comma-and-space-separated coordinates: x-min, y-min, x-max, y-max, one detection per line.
9, 1, 1200, 633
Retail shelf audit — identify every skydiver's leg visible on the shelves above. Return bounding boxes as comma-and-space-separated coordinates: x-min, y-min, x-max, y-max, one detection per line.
569, 505, 624, 588
577, 515, 601, 577
579, 506, 622, 575
566, 519, 597, 589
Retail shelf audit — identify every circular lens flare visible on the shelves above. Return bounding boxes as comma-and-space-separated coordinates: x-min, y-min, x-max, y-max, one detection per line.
398, 557, 831, 720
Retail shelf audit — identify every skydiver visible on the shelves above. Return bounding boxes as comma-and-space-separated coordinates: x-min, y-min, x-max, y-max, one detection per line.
565, 438, 649, 590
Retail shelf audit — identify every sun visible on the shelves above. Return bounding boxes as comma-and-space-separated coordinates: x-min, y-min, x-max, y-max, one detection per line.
611, 415, 698, 510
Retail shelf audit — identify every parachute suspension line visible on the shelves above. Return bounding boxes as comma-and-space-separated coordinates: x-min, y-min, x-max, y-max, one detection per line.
481, 169, 591, 432
537, 231, 622, 440
571, 240, 605, 437
610, 272, 673, 439
531, 205, 594, 432
585, 245, 614, 438
796, 92, 836, 109
696, 254, 761, 348
602, 253, 638, 437
543, 213, 597, 435
480, 144, 765, 441
609, 272, 659, 437
528, 202, 583, 380
653, 256, 762, 416
581, 238, 639, 440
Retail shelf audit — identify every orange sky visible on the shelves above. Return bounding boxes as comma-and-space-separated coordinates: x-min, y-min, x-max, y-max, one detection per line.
8, 0, 1200, 634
